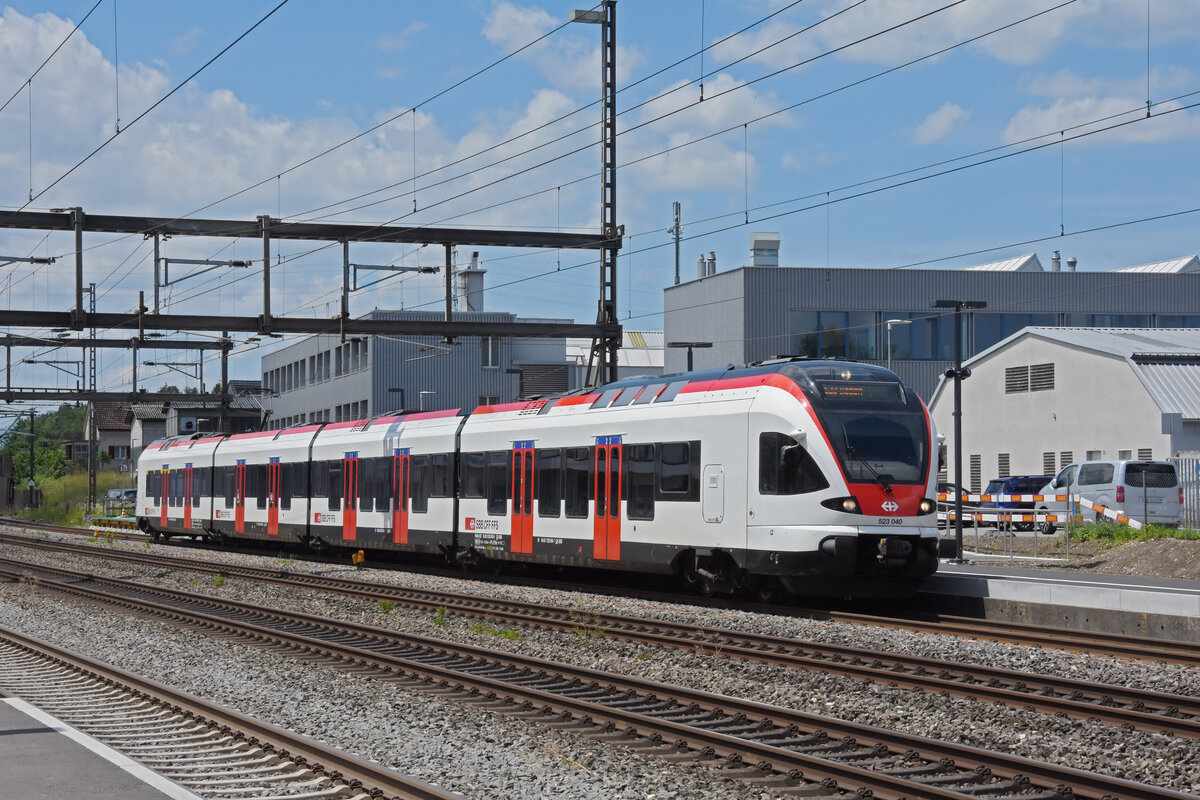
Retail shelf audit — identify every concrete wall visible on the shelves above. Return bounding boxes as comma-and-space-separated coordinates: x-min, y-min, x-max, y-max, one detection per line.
930, 336, 1172, 487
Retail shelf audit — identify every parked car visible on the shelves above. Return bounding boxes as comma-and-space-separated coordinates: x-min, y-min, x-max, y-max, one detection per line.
1036, 460, 1182, 534
980, 476, 1053, 531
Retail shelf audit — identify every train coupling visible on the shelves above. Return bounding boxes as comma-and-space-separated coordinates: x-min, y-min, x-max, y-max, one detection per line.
876, 536, 913, 564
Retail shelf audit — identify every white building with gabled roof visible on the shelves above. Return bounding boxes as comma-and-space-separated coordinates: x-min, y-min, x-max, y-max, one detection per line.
927, 328, 1200, 493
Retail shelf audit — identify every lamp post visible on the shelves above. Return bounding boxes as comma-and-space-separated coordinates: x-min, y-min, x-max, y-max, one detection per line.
932, 299, 987, 563
884, 318, 911, 372
667, 341, 712, 372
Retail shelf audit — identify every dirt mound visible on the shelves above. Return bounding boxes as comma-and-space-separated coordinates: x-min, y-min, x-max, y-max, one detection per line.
1084, 537, 1200, 580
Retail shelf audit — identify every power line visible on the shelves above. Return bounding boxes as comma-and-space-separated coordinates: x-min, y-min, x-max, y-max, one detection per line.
0, 0, 105, 116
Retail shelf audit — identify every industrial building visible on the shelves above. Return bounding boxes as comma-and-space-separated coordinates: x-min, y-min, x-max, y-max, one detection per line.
663, 240, 1200, 400
928, 328, 1200, 492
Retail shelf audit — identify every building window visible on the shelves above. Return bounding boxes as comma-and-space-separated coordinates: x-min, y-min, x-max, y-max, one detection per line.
1029, 363, 1054, 391
790, 310, 877, 359
997, 453, 1010, 479
479, 395, 499, 406
1086, 450, 1102, 460
1059, 451, 1073, 470
969, 455, 981, 493
1043, 452, 1056, 474
481, 336, 501, 368
1005, 366, 1029, 393
1119, 449, 1132, 460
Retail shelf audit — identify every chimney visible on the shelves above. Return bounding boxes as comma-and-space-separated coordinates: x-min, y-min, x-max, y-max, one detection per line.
458, 251, 486, 312
1051, 250, 1061, 272
707, 251, 717, 276
749, 232, 780, 267
697, 254, 706, 279
1067, 256, 1077, 272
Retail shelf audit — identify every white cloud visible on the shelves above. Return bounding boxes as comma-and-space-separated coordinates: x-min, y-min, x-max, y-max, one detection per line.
1003, 96, 1200, 145
913, 101, 968, 144
376, 21, 428, 52
172, 26, 205, 55
710, 18, 822, 71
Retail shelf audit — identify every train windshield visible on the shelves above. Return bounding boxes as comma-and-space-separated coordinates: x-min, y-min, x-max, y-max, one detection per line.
787, 363, 929, 486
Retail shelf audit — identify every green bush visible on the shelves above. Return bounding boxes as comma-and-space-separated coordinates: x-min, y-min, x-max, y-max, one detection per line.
1068, 520, 1200, 545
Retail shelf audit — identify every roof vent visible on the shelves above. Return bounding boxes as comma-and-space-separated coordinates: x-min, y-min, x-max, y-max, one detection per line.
750, 232, 780, 267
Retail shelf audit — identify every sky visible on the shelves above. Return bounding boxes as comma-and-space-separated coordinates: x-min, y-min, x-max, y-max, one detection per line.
1, 0, 1199, 398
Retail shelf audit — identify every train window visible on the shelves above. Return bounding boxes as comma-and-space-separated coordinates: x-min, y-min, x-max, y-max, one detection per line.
626, 444, 655, 520
359, 458, 376, 512
564, 447, 591, 518
327, 461, 342, 511
171, 470, 183, 507
610, 387, 640, 407
311, 462, 327, 499
255, 464, 268, 509
411, 455, 429, 513
146, 470, 157, 502
374, 457, 393, 512
486, 451, 509, 516
195, 468, 209, 502
658, 443, 691, 494
291, 462, 308, 503
632, 383, 665, 405
461, 452, 486, 498
654, 380, 689, 403
280, 464, 292, 511
430, 453, 451, 498
537, 448, 562, 517
223, 467, 235, 507
591, 388, 622, 408
759, 432, 828, 495
191, 469, 201, 508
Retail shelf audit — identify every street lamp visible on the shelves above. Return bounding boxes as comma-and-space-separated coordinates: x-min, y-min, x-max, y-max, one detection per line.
884, 318, 911, 372
667, 341, 712, 372
931, 299, 987, 563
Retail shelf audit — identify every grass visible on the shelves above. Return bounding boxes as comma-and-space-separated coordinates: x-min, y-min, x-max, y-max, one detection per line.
1065, 520, 1200, 546
378, 599, 395, 615
7, 470, 132, 526
468, 621, 521, 640
433, 606, 449, 627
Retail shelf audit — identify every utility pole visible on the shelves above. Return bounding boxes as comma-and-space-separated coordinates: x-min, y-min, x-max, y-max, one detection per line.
668, 201, 682, 286
28, 410, 36, 508
86, 282, 97, 516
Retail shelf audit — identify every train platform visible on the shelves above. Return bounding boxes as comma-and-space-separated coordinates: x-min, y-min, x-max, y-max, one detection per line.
0, 697, 202, 800
922, 560, 1200, 642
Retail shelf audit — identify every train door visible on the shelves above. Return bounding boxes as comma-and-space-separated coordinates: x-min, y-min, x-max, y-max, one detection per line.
392, 449, 409, 545
183, 464, 193, 529
234, 460, 246, 534
159, 465, 168, 528
703, 465, 725, 523
593, 436, 622, 561
342, 452, 359, 541
511, 442, 534, 554
267, 458, 281, 536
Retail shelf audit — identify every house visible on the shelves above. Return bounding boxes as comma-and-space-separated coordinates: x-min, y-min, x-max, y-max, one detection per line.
70, 401, 133, 470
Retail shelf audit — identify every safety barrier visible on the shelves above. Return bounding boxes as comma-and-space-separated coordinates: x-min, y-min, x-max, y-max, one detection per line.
937, 492, 1154, 530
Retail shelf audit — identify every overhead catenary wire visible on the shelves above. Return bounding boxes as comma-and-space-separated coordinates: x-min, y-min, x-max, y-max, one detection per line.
0, 0, 105, 117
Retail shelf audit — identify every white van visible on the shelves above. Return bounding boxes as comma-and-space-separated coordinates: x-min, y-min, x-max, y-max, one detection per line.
1036, 460, 1182, 534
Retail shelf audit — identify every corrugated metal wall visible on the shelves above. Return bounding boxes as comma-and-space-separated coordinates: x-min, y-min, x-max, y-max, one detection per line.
1172, 456, 1200, 530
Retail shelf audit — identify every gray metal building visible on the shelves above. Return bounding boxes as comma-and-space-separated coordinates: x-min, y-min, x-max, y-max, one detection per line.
261, 310, 578, 427
664, 241, 1200, 400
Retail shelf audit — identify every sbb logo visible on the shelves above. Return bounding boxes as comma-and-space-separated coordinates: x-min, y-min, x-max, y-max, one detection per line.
881, 500, 900, 513
465, 517, 476, 530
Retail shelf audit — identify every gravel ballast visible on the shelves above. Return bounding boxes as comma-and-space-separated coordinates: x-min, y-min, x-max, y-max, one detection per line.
1, 528, 1198, 796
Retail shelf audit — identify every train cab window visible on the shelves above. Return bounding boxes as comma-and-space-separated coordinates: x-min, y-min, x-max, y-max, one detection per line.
327, 460, 343, 511
486, 451, 509, 516
654, 380, 690, 403
632, 383, 665, 405
430, 453, 451, 497
461, 452, 486, 498
411, 455, 429, 513
536, 448, 562, 517
626, 444, 655, 520
564, 447, 591, 518
759, 432, 829, 495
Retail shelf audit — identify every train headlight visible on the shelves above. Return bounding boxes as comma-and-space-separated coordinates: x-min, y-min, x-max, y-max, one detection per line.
918, 498, 935, 514
821, 496, 860, 514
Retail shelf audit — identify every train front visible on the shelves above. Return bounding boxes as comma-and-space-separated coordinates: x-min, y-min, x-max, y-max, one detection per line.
755, 362, 940, 597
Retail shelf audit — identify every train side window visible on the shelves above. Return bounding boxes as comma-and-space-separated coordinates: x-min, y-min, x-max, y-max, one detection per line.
486, 451, 509, 516
564, 447, 591, 518
461, 452, 486, 498
310, 462, 326, 499
255, 464, 268, 509
759, 432, 828, 495
591, 388, 623, 408
658, 442, 691, 495
632, 383, 665, 405
411, 455, 429, 513
196, 468, 209, 502
537, 448, 562, 518
191, 469, 201, 508
430, 453, 450, 498
359, 458, 376, 512
280, 464, 292, 510
327, 460, 342, 511
292, 462, 308, 503
373, 457, 390, 512
654, 380, 690, 403
171, 470, 182, 507
626, 444, 655, 520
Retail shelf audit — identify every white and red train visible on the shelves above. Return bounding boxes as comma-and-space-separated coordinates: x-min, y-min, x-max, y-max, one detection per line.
137, 359, 941, 597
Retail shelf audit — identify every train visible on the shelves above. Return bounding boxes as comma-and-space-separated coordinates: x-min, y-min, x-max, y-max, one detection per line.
136, 358, 941, 598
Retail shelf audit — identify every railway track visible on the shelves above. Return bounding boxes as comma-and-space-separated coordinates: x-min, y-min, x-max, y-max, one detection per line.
0, 557, 1192, 800
1, 532, 1198, 741
0, 625, 462, 800
3, 519, 1197, 667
